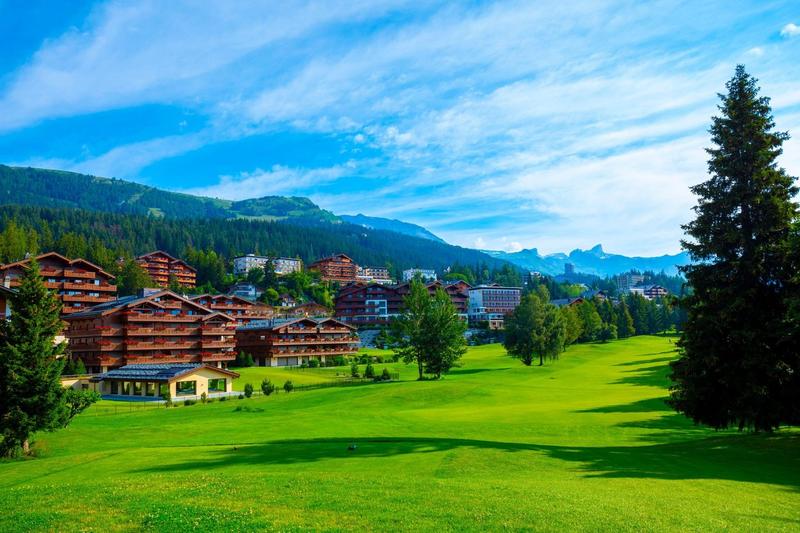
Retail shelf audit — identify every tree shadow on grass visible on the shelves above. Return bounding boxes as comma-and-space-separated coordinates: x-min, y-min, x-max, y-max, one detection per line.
577, 396, 670, 414
448, 367, 511, 376
614, 353, 676, 367
613, 362, 672, 388
136, 433, 800, 491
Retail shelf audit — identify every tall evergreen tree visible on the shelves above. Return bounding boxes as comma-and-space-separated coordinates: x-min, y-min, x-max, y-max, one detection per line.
421, 288, 467, 378
116, 258, 153, 296
504, 293, 566, 366
616, 299, 636, 338
0, 261, 66, 456
669, 66, 799, 431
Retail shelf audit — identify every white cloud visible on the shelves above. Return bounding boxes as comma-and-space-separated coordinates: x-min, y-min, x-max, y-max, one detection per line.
780, 23, 800, 37
746, 47, 764, 57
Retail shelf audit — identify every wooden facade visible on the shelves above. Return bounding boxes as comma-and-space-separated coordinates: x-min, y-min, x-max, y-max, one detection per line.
64, 290, 235, 373
0, 285, 13, 319
286, 302, 332, 318
136, 251, 197, 288
334, 280, 470, 326
190, 294, 273, 326
309, 254, 358, 284
235, 317, 359, 367
0, 252, 116, 315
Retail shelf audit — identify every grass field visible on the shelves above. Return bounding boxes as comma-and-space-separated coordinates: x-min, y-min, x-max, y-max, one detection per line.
1, 336, 798, 531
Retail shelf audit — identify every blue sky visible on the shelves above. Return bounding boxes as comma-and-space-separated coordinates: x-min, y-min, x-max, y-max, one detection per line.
1, 1, 798, 255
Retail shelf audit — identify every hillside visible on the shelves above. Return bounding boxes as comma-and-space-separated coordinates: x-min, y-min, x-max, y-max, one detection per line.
0, 338, 797, 530
487, 244, 690, 277
340, 214, 445, 243
0, 165, 339, 225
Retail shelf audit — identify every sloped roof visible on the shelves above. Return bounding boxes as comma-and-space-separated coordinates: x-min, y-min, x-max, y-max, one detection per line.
94, 363, 238, 382
62, 290, 227, 320
0, 251, 115, 279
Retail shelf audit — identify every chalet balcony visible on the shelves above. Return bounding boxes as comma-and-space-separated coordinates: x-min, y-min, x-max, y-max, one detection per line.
40, 267, 64, 276
44, 281, 62, 289
127, 326, 201, 336
199, 351, 236, 362
123, 312, 198, 322
70, 340, 124, 352
63, 269, 96, 279
201, 340, 235, 349
62, 294, 115, 303
200, 326, 237, 335
62, 282, 116, 292
68, 326, 124, 337
123, 340, 199, 350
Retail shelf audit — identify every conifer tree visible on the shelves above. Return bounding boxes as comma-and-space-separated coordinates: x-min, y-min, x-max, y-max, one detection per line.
0, 261, 66, 456
669, 66, 799, 431
616, 299, 636, 338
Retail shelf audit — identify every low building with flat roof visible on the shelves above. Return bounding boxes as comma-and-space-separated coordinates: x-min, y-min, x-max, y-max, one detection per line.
90, 363, 239, 400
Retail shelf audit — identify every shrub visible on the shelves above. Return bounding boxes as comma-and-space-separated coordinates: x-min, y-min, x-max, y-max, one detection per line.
207, 398, 215, 403
219, 396, 227, 402
283, 380, 294, 393
183, 399, 196, 406
238, 394, 245, 400
162, 391, 173, 407
333, 355, 347, 367
350, 362, 360, 378
261, 378, 275, 396
300, 361, 308, 369
373, 354, 384, 364
358, 354, 370, 364
200, 392, 208, 404
308, 358, 320, 368
364, 362, 375, 379
244, 383, 254, 398
381, 367, 391, 381
234, 351, 254, 368
74, 358, 87, 375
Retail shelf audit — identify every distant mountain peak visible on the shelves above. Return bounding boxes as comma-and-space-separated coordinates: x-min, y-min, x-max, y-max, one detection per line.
340, 214, 445, 243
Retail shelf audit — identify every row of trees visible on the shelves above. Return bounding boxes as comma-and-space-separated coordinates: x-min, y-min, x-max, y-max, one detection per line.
503, 286, 682, 366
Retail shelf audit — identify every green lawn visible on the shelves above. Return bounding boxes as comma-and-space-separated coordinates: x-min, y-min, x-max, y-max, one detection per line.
1, 336, 798, 531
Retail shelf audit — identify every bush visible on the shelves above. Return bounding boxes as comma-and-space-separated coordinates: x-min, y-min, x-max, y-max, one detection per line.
162, 391, 173, 407
261, 378, 275, 396
200, 392, 208, 404
207, 398, 215, 403
364, 362, 375, 379
283, 380, 294, 393
373, 354, 384, 364
333, 355, 347, 367
308, 358, 320, 368
381, 367, 391, 381
358, 354, 370, 364
244, 383, 254, 398
238, 394, 245, 400
183, 399, 196, 406
300, 361, 308, 369
74, 358, 87, 375
350, 362, 360, 378
219, 396, 227, 402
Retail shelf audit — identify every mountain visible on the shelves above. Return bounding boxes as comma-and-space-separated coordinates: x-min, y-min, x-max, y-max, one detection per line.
486, 244, 690, 277
340, 214, 445, 243
0, 165, 514, 276
0, 165, 339, 225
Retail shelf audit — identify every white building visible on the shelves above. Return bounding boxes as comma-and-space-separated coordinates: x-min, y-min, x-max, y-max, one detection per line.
467, 285, 522, 329
233, 254, 303, 276
356, 266, 393, 285
618, 273, 645, 292
402, 268, 437, 282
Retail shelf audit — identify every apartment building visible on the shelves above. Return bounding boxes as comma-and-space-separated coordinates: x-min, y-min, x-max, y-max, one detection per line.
356, 266, 393, 284
190, 294, 273, 326
467, 284, 522, 328
629, 284, 669, 300
617, 273, 645, 292
232, 254, 303, 276
64, 290, 236, 373
136, 251, 197, 288
309, 254, 358, 283
402, 268, 437, 282
235, 317, 359, 367
0, 252, 117, 315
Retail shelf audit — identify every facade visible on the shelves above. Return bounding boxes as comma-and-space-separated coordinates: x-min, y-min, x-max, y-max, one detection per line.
190, 294, 273, 326
356, 266, 393, 284
90, 364, 239, 400
235, 317, 359, 367
618, 273, 645, 292
136, 251, 197, 288
467, 285, 522, 328
334, 280, 470, 326
228, 282, 262, 301
233, 254, 303, 276
630, 284, 669, 300
0, 285, 14, 319
309, 254, 358, 283
63, 290, 236, 373
402, 268, 437, 282
0, 252, 116, 315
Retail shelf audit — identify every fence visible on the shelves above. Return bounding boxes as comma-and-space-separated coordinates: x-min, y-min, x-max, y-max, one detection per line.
81, 372, 401, 417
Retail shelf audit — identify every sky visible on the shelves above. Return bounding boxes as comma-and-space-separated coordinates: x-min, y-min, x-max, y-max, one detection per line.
1, 1, 798, 256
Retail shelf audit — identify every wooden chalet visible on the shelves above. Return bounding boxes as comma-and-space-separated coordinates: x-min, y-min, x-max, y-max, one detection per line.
0, 284, 14, 319
286, 302, 332, 318
309, 253, 358, 284
190, 294, 273, 326
0, 252, 116, 315
136, 251, 197, 288
64, 290, 236, 373
235, 317, 359, 367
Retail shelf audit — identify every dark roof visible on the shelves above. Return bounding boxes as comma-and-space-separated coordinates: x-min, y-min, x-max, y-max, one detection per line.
65, 294, 143, 318
93, 363, 238, 382
0, 251, 115, 279
551, 297, 584, 307
62, 290, 226, 320
0, 285, 16, 296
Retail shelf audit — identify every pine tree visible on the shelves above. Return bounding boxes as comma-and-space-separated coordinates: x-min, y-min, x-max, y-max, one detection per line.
616, 299, 636, 338
669, 66, 799, 431
116, 259, 153, 296
504, 293, 566, 366
0, 261, 67, 456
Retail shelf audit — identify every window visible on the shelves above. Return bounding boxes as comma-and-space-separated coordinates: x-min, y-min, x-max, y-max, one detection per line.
208, 378, 226, 392
159, 383, 169, 397
176, 380, 196, 395
110, 381, 119, 394
145, 382, 156, 396
121, 381, 131, 395
133, 382, 143, 395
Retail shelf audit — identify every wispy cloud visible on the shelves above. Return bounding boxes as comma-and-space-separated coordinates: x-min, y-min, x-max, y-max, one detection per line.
780, 23, 800, 37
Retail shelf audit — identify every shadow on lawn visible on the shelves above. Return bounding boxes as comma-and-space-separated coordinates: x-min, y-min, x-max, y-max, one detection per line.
137, 433, 800, 491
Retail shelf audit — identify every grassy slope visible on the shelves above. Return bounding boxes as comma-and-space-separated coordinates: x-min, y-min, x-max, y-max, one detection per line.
1, 336, 798, 531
